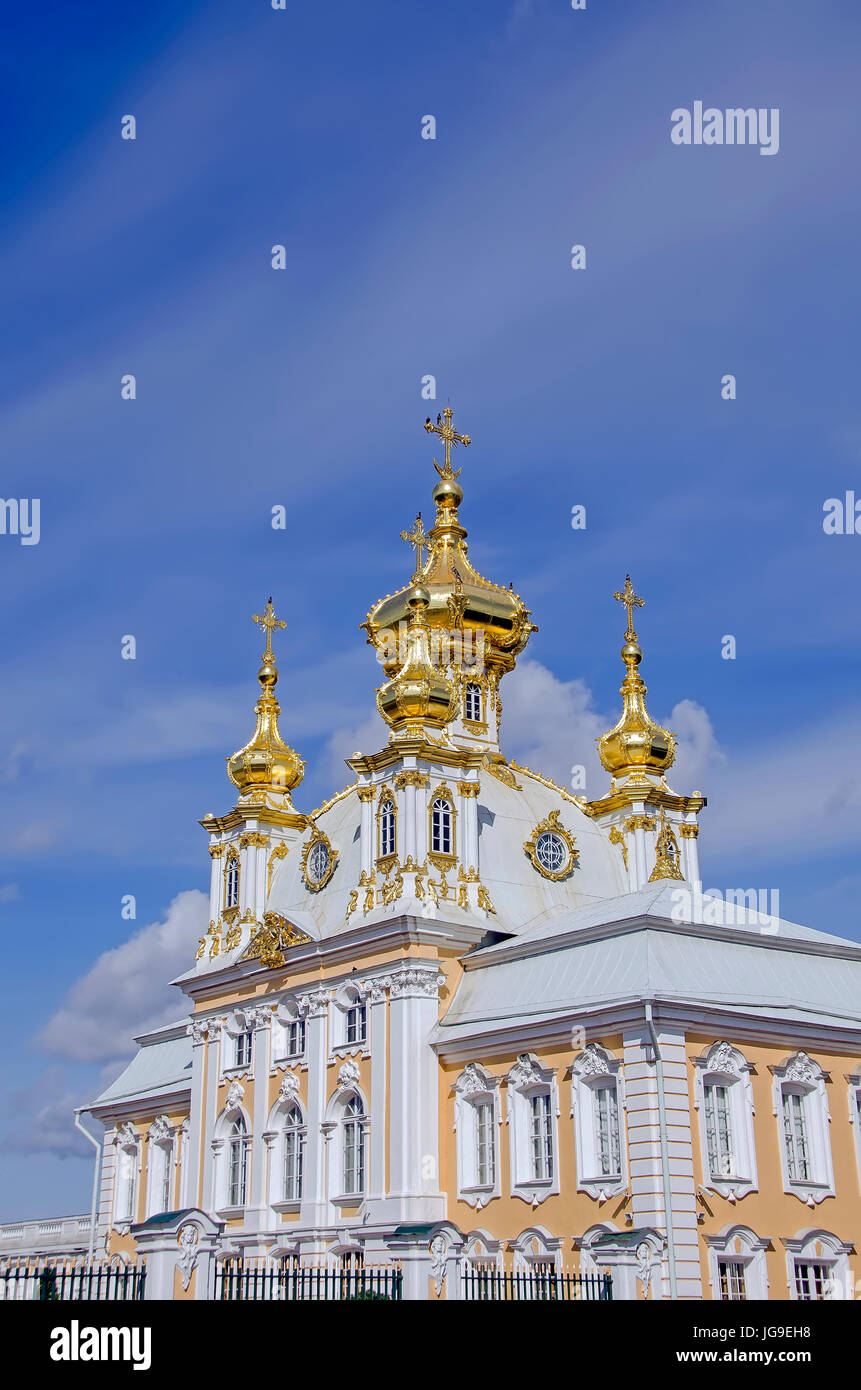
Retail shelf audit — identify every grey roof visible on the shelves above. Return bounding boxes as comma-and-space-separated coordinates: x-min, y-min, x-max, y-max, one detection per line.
93, 1028, 192, 1108
435, 884, 861, 1044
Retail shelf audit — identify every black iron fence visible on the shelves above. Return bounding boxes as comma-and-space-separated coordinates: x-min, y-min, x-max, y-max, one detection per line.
0, 1261, 147, 1301
216, 1259, 402, 1301
462, 1267, 612, 1300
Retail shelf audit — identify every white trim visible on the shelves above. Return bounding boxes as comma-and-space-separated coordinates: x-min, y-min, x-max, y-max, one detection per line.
570, 1045, 628, 1200
693, 1041, 758, 1202
453, 1063, 501, 1208
505, 1053, 560, 1206
771, 1053, 835, 1205
704, 1224, 771, 1301
783, 1228, 854, 1301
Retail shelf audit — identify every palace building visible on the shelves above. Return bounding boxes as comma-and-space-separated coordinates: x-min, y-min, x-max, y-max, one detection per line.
57, 411, 861, 1298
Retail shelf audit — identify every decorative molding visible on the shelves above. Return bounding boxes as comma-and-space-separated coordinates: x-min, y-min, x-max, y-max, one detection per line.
277, 1072, 300, 1104
239, 831, 270, 849
356, 784, 376, 802
457, 781, 480, 797
225, 1081, 245, 1109
523, 810, 579, 882
177, 1223, 199, 1291
239, 912, 312, 969
267, 841, 290, 892
679, 823, 699, 838
336, 1059, 361, 1091
608, 825, 628, 872
623, 814, 656, 832
300, 826, 338, 892
208, 844, 225, 859
394, 770, 429, 789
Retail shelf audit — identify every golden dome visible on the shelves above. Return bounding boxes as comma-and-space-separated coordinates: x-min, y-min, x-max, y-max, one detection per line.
596, 576, 676, 782
376, 586, 459, 735
227, 598, 305, 799
364, 408, 537, 680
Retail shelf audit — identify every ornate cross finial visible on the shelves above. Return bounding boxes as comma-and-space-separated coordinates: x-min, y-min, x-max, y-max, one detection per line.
399, 512, 430, 578
252, 596, 287, 662
424, 406, 471, 479
613, 574, 645, 641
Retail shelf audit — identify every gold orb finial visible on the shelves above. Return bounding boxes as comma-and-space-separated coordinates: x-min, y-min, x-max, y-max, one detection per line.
227, 598, 305, 799
597, 576, 676, 782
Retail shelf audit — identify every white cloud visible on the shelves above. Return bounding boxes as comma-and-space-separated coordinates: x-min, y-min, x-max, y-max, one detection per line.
666, 699, 726, 793
2, 1068, 91, 1160
38, 890, 208, 1063
501, 658, 608, 796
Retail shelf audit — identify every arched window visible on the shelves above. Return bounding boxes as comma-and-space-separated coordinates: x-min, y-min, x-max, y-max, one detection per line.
464, 682, 482, 723
431, 796, 453, 855
282, 1105, 304, 1202
379, 799, 396, 858
228, 1115, 249, 1208
114, 1125, 139, 1224
146, 1117, 174, 1217
343, 1095, 366, 1196
225, 854, 240, 908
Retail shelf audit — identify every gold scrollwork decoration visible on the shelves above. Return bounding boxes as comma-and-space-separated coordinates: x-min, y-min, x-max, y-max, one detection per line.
300, 826, 338, 892
239, 912, 312, 970
523, 810, 579, 882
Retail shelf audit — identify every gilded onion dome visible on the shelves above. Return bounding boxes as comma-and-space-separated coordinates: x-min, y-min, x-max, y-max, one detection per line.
363, 408, 537, 680
376, 585, 459, 735
596, 576, 676, 782
227, 598, 305, 799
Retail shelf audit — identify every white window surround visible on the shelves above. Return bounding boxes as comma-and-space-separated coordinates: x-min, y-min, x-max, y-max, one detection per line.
458, 1230, 504, 1296
454, 1063, 502, 1208
211, 1084, 252, 1215
570, 1045, 628, 1200
510, 1226, 564, 1275
323, 1069, 370, 1206
113, 1122, 140, 1229
331, 981, 370, 1058
272, 996, 308, 1065
771, 1052, 834, 1204
221, 1009, 257, 1079
693, 1041, 758, 1201
264, 1074, 305, 1211
145, 1115, 175, 1218
783, 1228, 854, 1301
506, 1053, 560, 1206
847, 1073, 861, 1194
576, 1222, 619, 1279
704, 1224, 771, 1301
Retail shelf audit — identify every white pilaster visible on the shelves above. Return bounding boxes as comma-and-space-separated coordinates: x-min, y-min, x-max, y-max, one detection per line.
379, 964, 446, 1225
623, 1023, 701, 1299
201, 1020, 223, 1210
299, 989, 330, 1227
185, 1020, 209, 1209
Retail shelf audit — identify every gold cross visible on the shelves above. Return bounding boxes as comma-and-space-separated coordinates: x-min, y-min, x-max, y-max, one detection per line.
400, 512, 430, 577
613, 574, 645, 640
424, 406, 470, 479
252, 596, 287, 661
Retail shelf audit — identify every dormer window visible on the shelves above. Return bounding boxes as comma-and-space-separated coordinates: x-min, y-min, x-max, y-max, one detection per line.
379, 799, 396, 859
464, 682, 482, 723
225, 853, 240, 909
431, 796, 453, 855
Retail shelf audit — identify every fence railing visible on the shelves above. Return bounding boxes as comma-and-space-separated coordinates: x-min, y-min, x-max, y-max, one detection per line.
0, 1261, 146, 1302
216, 1260, 402, 1301
462, 1267, 613, 1301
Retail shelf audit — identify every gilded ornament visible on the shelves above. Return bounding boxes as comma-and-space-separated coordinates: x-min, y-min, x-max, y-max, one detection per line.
648, 810, 685, 882
523, 810, 579, 881
346, 889, 359, 919
223, 921, 242, 952
457, 780, 480, 798
484, 760, 521, 790
608, 825, 629, 871
300, 826, 338, 892
239, 831, 270, 850
394, 770, 430, 789
476, 884, 496, 914
679, 823, 699, 839
623, 814, 656, 833
240, 912, 312, 970
267, 841, 289, 893
357, 785, 376, 803
208, 844, 225, 859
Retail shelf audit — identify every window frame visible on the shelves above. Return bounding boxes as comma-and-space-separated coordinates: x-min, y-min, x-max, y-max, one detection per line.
705, 1224, 771, 1301
113, 1124, 140, 1228
783, 1229, 853, 1301
693, 1042, 758, 1201
454, 1064, 501, 1207
506, 1053, 560, 1206
570, 1045, 627, 1199
771, 1052, 834, 1204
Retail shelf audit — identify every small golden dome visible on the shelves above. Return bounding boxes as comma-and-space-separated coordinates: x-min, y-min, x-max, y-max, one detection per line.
227, 598, 305, 799
596, 576, 676, 782
376, 586, 459, 735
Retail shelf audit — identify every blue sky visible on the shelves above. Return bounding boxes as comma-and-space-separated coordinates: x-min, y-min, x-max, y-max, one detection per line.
1, 0, 860, 1218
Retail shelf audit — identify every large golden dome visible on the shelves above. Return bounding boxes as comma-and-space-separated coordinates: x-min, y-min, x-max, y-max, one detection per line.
364, 408, 537, 682
596, 576, 676, 783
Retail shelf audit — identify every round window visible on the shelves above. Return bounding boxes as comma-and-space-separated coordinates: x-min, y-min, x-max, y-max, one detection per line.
535, 831, 568, 874
307, 840, 330, 883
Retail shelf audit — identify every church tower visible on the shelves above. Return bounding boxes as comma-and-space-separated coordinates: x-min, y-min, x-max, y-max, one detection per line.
581, 575, 705, 889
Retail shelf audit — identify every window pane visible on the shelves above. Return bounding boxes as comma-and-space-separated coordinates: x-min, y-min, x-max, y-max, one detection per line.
718, 1259, 746, 1300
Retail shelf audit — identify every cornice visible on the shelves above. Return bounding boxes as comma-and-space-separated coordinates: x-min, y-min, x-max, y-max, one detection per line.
460, 912, 861, 973
581, 787, 707, 818
346, 740, 487, 776
199, 807, 308, 835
